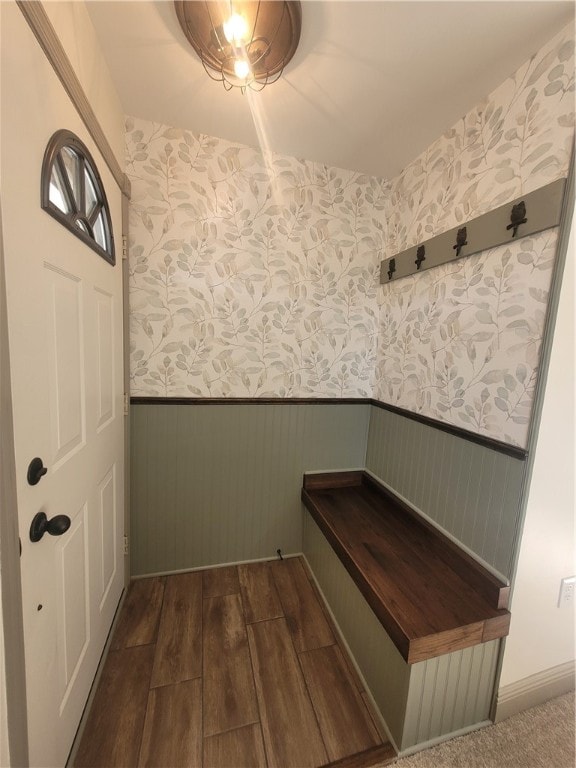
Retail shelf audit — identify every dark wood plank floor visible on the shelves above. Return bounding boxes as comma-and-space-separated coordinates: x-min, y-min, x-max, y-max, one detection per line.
74, 557, 395, 768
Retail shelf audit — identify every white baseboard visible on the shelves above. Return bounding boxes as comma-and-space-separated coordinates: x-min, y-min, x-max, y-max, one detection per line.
131, 551, 302, 579
495, 660, 575, 722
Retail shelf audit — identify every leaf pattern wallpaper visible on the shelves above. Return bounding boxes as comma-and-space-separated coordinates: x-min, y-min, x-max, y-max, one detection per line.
377, 233, 558, 446
375, 23, 574, 447
126, 21, 574, 448
127, 123, 385, 397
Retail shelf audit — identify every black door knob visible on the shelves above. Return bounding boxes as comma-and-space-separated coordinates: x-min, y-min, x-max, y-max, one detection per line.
27, 457, 48, 486
29, 512, 71, 542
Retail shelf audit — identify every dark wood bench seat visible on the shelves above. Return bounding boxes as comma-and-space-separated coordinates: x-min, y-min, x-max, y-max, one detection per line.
302, 471, 511, 664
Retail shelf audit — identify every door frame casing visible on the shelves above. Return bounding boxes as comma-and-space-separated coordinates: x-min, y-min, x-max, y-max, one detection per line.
0, 200, 29, 768
122, 193, 131, 587
15, 1, 129, 197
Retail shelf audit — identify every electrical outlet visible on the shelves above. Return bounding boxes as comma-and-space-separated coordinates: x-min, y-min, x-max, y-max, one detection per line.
558, 576, 576, 607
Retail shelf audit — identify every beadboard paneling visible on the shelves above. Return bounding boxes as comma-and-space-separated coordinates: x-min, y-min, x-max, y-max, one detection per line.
366, 405, 526, 579
303, 512, 500, 752
130, 403, 369, 576
303, 512, 411, 747
402, 639, 499, 750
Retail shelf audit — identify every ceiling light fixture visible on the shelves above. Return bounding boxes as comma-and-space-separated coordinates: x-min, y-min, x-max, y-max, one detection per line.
174, 1, 302, 92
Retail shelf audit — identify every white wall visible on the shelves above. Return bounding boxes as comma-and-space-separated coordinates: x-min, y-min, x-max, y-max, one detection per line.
499, 213, 575, 688
42, 1, 125, 169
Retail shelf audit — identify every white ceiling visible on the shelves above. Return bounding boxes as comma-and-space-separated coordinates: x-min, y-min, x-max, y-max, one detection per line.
86, 0, 574, 180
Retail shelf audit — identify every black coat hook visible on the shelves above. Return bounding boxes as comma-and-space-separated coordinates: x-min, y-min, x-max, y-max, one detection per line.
415, 245, 426, 270
506, 201, 527, 238
453, 227, 468, 258
387, 258, 396, 281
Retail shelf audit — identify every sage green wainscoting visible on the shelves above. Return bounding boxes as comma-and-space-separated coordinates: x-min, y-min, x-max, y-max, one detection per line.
303, 513, 500, 753
366, 405, 527, 580
131, 399, 514, 751
131, 400, 527, 580
130, 402, 370, 576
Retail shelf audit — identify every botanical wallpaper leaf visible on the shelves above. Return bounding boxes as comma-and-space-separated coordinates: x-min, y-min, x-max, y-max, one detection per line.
127, 120, 385, 397
381, 29, 574, 254
377, 232, 557, 446
126, 21, 574, 448
375, 22, 574, 447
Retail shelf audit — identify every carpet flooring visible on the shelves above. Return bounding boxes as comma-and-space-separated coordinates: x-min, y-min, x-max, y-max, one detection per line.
394, 692, 575, 768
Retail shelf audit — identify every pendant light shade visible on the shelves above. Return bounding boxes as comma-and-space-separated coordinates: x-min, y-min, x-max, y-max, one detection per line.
175, 1, 302, 92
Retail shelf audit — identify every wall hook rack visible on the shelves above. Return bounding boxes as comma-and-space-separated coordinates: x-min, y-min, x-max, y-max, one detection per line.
380, 178, 566, 285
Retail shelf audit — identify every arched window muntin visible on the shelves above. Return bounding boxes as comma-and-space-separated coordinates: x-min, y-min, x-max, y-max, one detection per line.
41, 129, 115, 265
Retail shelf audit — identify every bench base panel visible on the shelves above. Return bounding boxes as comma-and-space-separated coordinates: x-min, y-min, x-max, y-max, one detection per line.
303, 511, 500, 751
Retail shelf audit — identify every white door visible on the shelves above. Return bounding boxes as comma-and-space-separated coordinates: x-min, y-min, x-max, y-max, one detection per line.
1, 5, 125, 766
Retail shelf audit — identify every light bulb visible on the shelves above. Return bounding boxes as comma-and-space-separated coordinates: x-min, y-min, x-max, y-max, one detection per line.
233, 58, 251, 80
223, 13, 249, 45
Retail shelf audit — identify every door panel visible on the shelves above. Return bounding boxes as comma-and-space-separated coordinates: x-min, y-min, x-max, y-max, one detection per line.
95, 288, 115, 430
99, 466, 118, 607
1, 4, 125, 765
46, 264, 86, 464
57, 506, 89, 704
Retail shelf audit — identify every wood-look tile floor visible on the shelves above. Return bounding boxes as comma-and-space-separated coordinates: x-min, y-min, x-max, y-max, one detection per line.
74, 557, 396, 768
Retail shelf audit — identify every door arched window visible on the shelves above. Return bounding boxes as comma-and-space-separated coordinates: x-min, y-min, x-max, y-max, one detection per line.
41, 129, 115, 264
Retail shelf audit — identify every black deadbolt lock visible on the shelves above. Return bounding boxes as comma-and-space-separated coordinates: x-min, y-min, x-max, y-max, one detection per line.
27, 457, 48, 486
